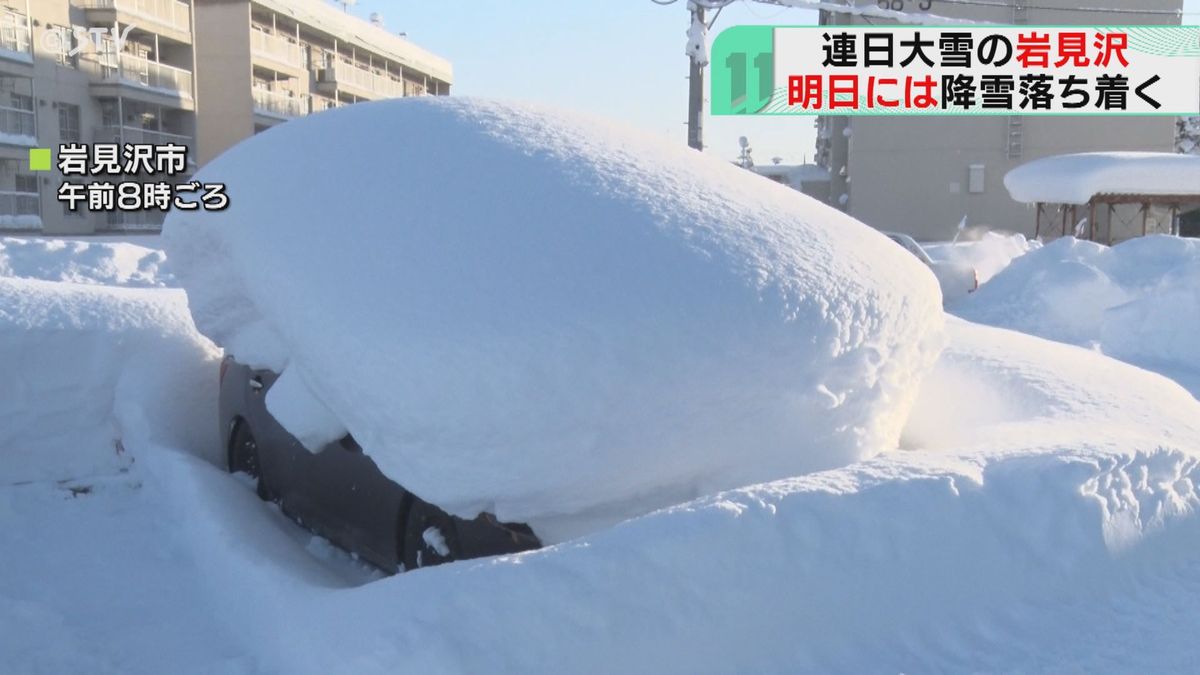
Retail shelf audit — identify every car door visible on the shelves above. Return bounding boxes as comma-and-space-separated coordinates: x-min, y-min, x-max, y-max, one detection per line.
300, 435, 406, 570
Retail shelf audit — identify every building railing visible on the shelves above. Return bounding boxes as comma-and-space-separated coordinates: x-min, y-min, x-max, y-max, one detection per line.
95, 124, 192, 146
76, 0, 191, 35
0, 104, 35, 140
0, 10, 32, 57
89, 52, 193, 98
320, 61, 406, 98
250, 30, 305, 69
0, 190, 40, 221
310, 95, 342, 113
104, 209, 165, 231
252, 88, 307, 118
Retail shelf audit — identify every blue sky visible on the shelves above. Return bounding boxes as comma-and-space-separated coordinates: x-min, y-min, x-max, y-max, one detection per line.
342, 0, 1200, 165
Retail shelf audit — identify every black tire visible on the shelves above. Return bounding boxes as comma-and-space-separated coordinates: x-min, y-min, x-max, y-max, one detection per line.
228, 420, 272, 502
402, 500, 460, 571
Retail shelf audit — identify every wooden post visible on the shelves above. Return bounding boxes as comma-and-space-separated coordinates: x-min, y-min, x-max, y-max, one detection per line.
1106, 203, 1114, 245
1142, 202, 1149, 237
1035, 202, 1042, 238
1061, 205, 1068, 237
1088, 200, 1096, 241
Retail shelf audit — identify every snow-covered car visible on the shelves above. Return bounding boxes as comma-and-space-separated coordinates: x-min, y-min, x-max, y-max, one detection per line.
167, 97, 945, 569
219, 356, 541, 572
884, 232, 978, 303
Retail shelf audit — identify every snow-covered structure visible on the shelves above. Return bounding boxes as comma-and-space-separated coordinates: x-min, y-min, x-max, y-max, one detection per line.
1004, 153, 1200, 243
164, 96, 946, 540
748, 162, 832, 204
814, 1, 1182, 241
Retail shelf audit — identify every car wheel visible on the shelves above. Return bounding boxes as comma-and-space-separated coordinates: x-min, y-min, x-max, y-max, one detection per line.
228, 420, 272, 502
402, 500, 460, 570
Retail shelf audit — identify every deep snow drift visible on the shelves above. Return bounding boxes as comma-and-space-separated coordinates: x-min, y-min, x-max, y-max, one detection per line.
8, 296, 1200, 672
0, 275, 219, 484
953, 235, 1200, 384
164, 97, 945, 535
0, 236, 172, 287
6, 228, 1200, 672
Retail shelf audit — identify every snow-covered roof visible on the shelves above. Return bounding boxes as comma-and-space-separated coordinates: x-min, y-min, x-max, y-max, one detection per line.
751, 163, 831, 184
1004, 152, 1200, 205
253, 0, 453, 83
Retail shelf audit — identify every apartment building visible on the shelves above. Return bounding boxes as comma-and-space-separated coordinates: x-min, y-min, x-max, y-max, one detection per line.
816, 0, 1182, 241
1, 0, 196, 234
0, 0, 450, 235
193, 0, 452, 164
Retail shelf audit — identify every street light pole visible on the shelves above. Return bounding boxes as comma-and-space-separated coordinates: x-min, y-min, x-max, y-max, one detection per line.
686, 3, 705, 151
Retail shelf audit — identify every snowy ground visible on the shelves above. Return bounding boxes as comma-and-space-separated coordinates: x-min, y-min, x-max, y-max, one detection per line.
3, 231, 1200, 673
950, 234, 1200, 399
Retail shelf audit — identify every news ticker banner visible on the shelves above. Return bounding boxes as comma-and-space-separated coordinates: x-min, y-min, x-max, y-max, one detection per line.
711, 25, 1200, 116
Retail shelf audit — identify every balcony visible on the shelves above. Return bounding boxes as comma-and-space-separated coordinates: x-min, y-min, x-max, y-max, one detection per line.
0, 104, 35, 145
0, 9, 32, 66
0, 190, 40, 229
310, 95, 343, 114
250, 30, 305, 74
253, 88, 307, 119
97, 124, 192, 145
76, 0, 192, 43
85, 53, 194, 109
317, 61, 406, 100
103, 209, 165, 232
94, 125, 196, 165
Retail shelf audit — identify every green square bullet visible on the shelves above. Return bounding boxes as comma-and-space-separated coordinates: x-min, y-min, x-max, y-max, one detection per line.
29, 148, 52, 172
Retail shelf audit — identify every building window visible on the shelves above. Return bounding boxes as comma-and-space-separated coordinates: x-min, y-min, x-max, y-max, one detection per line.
58, 103, 81, 143
49, 25, 76, 67
968, 164, 986, 194
9, 92, 32, 112
100, 100, 120, 128
15, 174, 36, 194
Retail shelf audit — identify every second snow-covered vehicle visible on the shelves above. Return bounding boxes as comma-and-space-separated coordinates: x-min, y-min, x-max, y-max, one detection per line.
219, 356, 541, 573
883, 232, 979, 303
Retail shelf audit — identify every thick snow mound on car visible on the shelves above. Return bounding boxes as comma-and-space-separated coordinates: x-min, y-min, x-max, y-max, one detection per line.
0, 276, 220, 483
164, 97, 944, 532
955, 235, 1200, 371
0, 236, 172, 287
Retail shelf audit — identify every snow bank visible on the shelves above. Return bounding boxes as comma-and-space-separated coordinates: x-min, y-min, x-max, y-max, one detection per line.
164, 97, 945, 534
156, 320, 1200, 674
7, 274, 1200, 671
925, 231, 1039, 285
0, 276, 220, 483
953, 235, 1200, 377
1004, 152, 1200, 205
0, 237, 173, 287
1102, 262, 1200, 372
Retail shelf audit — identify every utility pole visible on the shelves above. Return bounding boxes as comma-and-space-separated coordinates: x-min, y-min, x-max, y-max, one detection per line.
686, 3, 705, 151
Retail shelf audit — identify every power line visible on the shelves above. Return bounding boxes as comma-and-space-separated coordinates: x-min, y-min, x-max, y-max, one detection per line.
757, 0, 1198, 17
910, 0, 1190, 16
657, 0, 1200, 17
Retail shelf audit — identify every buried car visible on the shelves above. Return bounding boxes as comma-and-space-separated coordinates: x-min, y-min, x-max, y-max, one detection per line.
884, 231, 978, 303
220, 355, 540, 572
166, 97, 944, 569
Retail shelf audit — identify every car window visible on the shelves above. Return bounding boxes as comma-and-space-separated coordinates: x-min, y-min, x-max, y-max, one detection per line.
886, 234, 934, 265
